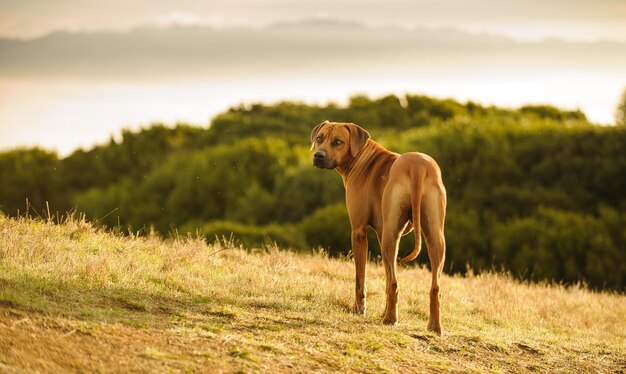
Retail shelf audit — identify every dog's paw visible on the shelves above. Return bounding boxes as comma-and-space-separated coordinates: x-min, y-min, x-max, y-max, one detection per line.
382, 314, 398, 326
352, 301, 366, 315
427, 322, 442, 336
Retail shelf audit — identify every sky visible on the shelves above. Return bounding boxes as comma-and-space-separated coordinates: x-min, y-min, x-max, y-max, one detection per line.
1, 0, 625, 155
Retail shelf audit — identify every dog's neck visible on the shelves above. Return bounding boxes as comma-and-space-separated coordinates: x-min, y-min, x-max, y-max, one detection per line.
337, 139, 397, 184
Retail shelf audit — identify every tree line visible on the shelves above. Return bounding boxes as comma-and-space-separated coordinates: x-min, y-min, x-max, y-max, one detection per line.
1, 94, 625, 290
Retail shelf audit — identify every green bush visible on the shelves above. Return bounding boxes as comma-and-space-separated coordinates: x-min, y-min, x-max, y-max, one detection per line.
493, 207, 626, 289
299, 204, 352, 256
0, 148, 66, 215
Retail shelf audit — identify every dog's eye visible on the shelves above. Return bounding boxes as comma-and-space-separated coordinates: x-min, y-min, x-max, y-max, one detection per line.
316, 136, 323, 143
333, 139, 343, 146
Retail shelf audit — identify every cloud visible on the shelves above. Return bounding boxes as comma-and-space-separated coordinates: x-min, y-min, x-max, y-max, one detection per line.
151, 11, 204, 27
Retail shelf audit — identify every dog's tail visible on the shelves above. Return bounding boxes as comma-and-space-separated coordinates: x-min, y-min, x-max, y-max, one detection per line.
399, 180, 423, 265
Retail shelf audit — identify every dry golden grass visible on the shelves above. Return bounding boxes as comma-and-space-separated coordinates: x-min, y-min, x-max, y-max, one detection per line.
1, 213, 625, 372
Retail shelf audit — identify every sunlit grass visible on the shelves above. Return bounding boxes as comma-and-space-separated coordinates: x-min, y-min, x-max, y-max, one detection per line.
0, 213, 624, 372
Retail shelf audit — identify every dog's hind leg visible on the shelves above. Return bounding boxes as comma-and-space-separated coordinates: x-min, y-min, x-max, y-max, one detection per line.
421, 182, 447, 335
380, 223, 404, 325
380, 185, 411, 325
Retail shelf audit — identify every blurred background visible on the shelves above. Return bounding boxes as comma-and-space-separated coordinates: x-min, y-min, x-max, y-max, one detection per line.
1, 0, 625, 290
2, 0, 626, 154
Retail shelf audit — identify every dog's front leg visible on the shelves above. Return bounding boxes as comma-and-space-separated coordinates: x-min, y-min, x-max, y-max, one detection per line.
351, 227, 368, 315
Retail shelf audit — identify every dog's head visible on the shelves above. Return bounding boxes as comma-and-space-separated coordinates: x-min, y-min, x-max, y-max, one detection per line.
310, 121, 370, 169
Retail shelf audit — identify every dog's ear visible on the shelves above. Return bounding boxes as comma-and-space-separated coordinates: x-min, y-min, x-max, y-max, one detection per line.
347, 123, 370, 157
310, 120, 329, 150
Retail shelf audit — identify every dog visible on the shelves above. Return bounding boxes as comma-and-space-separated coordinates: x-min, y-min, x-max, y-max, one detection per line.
310, 121, 447, 335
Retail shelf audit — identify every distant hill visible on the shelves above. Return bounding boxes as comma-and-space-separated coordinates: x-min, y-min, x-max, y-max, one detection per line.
1, 20, 625, 80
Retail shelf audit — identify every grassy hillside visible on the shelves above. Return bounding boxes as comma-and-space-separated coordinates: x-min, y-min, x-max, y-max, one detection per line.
1, 214, 625, 373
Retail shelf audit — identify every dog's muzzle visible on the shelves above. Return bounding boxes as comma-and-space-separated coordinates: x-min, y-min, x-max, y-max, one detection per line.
313, 150, 327, 168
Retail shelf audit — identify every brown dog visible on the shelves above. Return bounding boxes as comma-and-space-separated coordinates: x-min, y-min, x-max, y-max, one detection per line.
311, 121, 447, 335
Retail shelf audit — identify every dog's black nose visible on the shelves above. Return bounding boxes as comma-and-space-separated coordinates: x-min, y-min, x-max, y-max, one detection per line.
314, 151, 326, 160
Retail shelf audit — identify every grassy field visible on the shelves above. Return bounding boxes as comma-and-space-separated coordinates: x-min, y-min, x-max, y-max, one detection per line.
0, 214, 625, 373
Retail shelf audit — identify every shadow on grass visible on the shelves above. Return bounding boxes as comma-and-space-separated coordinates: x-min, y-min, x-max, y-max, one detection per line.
0, 272, 229, 328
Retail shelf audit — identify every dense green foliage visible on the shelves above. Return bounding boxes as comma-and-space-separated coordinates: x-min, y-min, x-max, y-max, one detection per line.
1, 94, 625, 290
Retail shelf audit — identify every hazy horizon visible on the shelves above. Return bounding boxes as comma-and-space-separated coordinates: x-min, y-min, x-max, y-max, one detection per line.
1, 3, 625, 156
2, 0, 625, 42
